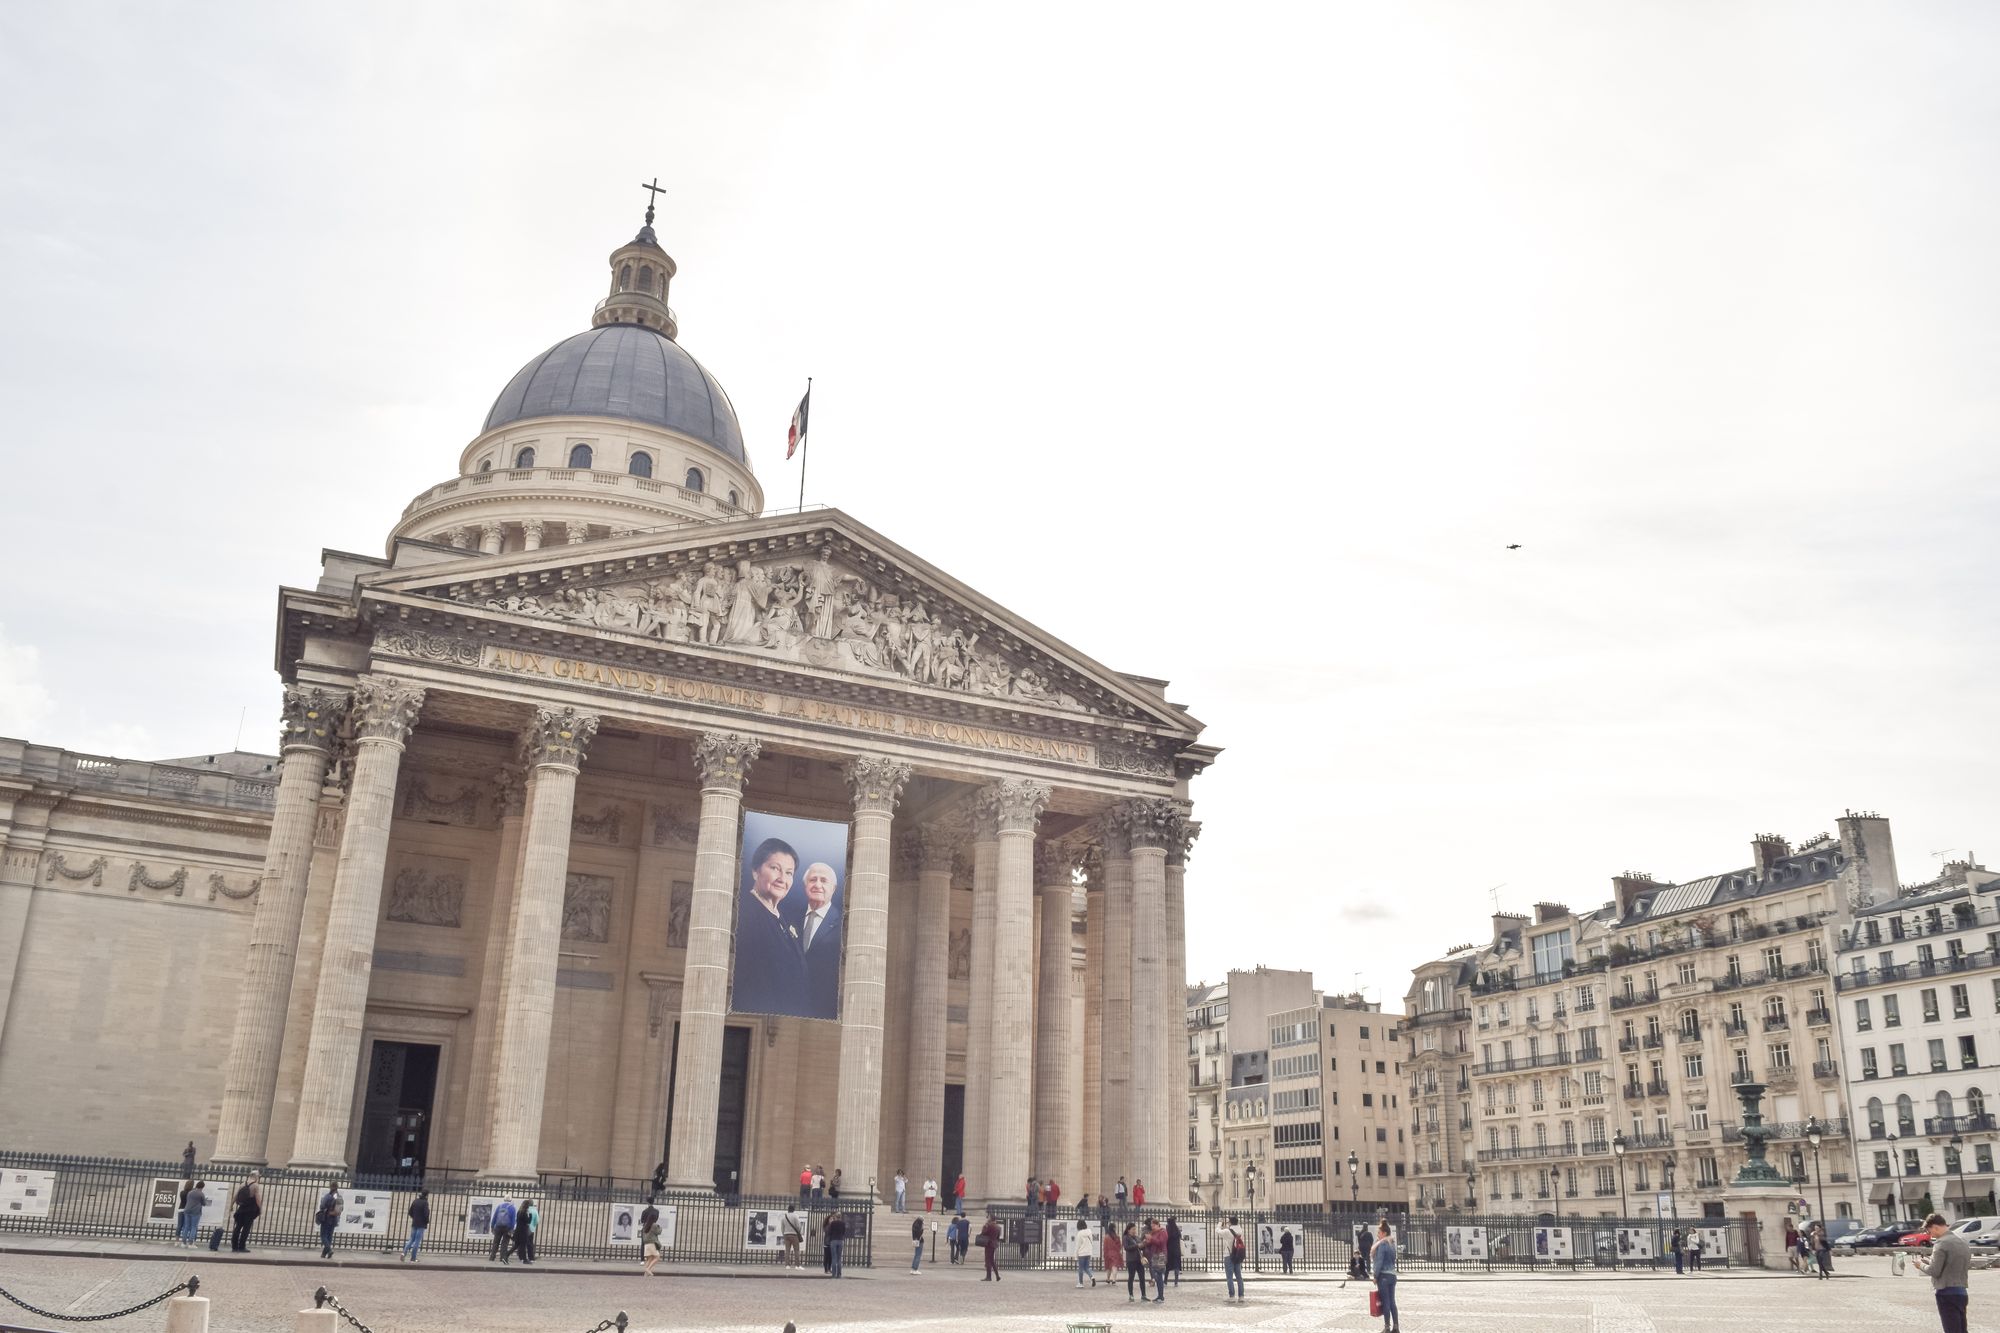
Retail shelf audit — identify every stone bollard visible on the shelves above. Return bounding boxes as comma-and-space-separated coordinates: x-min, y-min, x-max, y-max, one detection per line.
163, 1296, 209, 1333
295, 1309, 338, 1333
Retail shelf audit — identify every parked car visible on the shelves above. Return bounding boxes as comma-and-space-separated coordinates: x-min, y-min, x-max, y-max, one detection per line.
1949, 1217, 2000, 1245
1835, 1221, 1925, 1250
1899, 1228, 1934, 1248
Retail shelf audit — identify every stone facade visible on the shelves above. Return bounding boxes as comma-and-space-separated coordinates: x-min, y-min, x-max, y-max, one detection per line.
1403, 817, 1904, 1226
0, 214, 1216, 1205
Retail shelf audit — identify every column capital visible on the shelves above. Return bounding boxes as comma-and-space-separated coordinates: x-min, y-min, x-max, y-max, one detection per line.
979, 779, 1050, 835
350, 676, 425, 745
522, 518, 545, 540
693, 731, 761, 791
1034, 841, 1073, 887
904, 826, 964, 876
846, 756, 913, 816
491, 759, 529, 821
279, 684, 351, 756
1167, 815, 1201, 867
524, 705, 599, 770
1111, 795, 1186, 852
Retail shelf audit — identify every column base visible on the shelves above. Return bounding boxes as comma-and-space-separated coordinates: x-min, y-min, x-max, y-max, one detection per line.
286, 1160, 351, 1176
204, 1156, 269, 1170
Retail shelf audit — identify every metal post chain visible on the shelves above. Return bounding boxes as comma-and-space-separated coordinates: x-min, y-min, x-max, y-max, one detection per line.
312, 1286, 374, 1333
0, 1275, 197, 1323
577, 1316, 629, 1333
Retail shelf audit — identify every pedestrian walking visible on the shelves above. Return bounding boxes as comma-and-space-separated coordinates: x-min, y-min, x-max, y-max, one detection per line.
954, 1172, 966, 1210
1690, 1227, 1704, 1271
812, 1167, 826, 1201
1077, 1223, 1097, 1286
402, 1190, 429, 1262
1134, 1179, 1146, 1208
488, 1198, 517, 1263
641, 1213, 664, 1276
910, 1216, 925, 1273
1373, 1221, 1400, 1333
923, 1177, 937, 1212
822, 1211, 835, 1274
514, 1198, 537, 1265
1167, 1215, 1183, 1286
1219, 1216, 1246, 1301
1145, 1219, 1169, 1302
1671, 1227, 1684, 1275
1115, 1176, 1129, 1209
978, 1214, 1003, 1281
1915, 1212, 1972, 1333
228, 1173, 261, 1252
1101, 1219, 1123, 1286
315, 1184, 342, 1259
799, 1164, 813, 1201
1047, 1179, 1061, 1211
1122, 1223, 1146, 1301
894, 1169, 908, 1212
826, 1210, 848, 1278
1812, 1223, 1833, 1280
781, 1206, 805, 1268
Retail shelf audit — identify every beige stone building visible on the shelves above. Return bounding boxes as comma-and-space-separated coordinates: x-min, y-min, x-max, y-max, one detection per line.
0, 207, 1217, 1203
1405, 817, 1899, 1227
1201, 967, 1407, 1214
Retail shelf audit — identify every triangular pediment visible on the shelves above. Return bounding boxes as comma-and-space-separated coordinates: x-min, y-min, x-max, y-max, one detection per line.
359, 509, 1201, 740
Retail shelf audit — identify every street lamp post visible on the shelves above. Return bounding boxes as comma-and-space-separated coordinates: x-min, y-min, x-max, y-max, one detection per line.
1888, 1132, 1904, 1222
1244, 1165, 1260, 1273
1805, 1116, 1828, 1229
1348, 1150, 1360, 1210
1467, 1166, 1477, 1212
1951, 1133, 1966, 1220
1612, 1131, 1629, 1221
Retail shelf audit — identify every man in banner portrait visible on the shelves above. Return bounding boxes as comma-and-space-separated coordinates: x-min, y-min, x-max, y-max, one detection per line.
732, 811, 850, 1021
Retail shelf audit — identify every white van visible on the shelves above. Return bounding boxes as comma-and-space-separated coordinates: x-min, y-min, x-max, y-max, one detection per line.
1952, 1216, 2000, 1245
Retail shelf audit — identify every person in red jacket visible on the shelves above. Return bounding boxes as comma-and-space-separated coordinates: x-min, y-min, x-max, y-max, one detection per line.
954, 1173, 967, 1209
1046, 1179, 1061, 1210
1133, 1180, 1146, 1207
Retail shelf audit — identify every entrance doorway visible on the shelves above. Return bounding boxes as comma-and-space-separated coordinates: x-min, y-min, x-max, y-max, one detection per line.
660, 1024, 752, 1196
356, 1041, 440, 1178
942, 1083, 965, 1206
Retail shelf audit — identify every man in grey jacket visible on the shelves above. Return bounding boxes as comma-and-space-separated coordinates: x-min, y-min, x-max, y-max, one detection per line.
1914, 1212, 1972, 1333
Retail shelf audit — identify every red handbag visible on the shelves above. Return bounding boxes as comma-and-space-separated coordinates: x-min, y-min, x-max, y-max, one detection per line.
1369, 1291, 1382, 1317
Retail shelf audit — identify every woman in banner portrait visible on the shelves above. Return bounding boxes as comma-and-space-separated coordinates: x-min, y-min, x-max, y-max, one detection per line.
733, 837, 810, 1017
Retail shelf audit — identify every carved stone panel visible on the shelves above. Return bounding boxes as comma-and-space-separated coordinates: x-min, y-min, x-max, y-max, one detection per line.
571, 803, 626, 846
667, 881, 693, 948
650, 803, 698, 848
948, 927, 972, 980
562, 873, 615, 944
399, 776, 486, 827
383, 853, 470, 928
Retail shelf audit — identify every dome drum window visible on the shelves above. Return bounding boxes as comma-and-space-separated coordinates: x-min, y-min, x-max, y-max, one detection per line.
514, 446, 536, 468
628, 451, 654, 478
568, 443, 594, 469
684, 467, 705, 493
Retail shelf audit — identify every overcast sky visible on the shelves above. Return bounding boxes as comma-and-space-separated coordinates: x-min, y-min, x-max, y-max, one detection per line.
2, 3, 1995, 1005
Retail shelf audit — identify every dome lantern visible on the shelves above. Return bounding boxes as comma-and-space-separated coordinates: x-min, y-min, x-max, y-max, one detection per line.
593, 180, 679, 338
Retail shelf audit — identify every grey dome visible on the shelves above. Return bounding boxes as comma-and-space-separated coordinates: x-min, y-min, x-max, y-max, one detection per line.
484, 324, 747, 466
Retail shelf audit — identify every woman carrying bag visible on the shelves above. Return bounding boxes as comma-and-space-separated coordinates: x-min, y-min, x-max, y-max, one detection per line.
1372, 1221, 1400, 1333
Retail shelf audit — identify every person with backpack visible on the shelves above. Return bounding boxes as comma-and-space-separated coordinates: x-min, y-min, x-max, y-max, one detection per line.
402, 1190, 430, 1262
513, 1198, 537, 1265
228, 1173, 262, 1252
1218, 1215, 1247, 1301
315, 1184, 342, 1259
640, 1212, 664, 1277
488, 1198, 517, 1263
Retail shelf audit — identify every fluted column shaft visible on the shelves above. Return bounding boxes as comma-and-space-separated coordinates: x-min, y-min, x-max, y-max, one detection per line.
903, 831, 957, 1184
962, 805, 1000, 1203
666, 732, 761, 1188
987, 781, 1049, 1200
485, 708, 599, 1177
1129, 838, 1168, 1204
214, 686, 350, 1164
833, 757, 912, 1195
289, 677, 425, 1169
459, 768, 527, 1170
1097, 824, 1133, 1189
1082, 867, 1103, 1194
1033, 844, 1076, 1187
1164, 815, 1197, 1204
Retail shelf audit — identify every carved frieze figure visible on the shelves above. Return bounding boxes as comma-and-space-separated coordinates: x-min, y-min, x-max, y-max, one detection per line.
562, 873, 614, 944
473, 544, 1092, 712
948, 927, 972, 980
667, 881, 693, 947
385, 860, 467, 928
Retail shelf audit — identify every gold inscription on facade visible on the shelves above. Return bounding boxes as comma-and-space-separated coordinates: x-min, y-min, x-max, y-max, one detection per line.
483, 648, 1097, 766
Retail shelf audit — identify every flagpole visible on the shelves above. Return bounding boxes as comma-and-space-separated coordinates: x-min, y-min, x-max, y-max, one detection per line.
796, 376, 811, 512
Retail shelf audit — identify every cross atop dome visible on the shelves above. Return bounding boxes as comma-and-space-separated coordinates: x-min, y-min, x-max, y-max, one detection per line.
596, 184, 677, 338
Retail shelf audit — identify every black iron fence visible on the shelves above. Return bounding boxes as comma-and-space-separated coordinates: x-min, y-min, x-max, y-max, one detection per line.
0, 1152, 873, 1269
965, 1204, 1757, 1274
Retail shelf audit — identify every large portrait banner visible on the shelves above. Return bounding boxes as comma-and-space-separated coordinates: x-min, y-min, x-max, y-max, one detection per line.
731, 810, 851, 1022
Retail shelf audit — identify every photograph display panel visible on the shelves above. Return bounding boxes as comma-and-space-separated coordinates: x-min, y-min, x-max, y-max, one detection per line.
731, 810, 851, 1021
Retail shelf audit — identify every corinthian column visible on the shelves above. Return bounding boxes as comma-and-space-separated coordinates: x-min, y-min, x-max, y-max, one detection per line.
986, 779, 1049, 1200
1164, 814, 1198, 1204
1033, 841, 1076, 1189
666, 731, 761, 1189
1080, 847, 1103, 1194
288, 676, 424, 1170
485, 707, 599, 1177
214, 684, 351, 1164
834, 756, 913, 1195
1096, 814, 1133, 1191
961, 792, 1000, 1203
903, 828, 958, 1185
1121, 796, 1184, 1206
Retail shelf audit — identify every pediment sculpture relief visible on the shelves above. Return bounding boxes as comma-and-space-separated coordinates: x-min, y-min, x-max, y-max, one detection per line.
474, 548, 1091, 712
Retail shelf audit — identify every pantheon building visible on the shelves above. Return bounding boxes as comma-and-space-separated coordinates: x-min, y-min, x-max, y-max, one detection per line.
0, 209, 1215, 1204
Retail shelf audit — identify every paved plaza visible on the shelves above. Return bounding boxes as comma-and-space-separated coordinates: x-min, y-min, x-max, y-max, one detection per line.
0, 1245, 1978, 1333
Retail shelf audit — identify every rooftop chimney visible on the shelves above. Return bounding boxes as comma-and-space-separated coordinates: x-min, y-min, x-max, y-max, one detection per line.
1611, 872, 1656, 919
1837, 812, 1896, 909
1751, 834, 1791, 880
